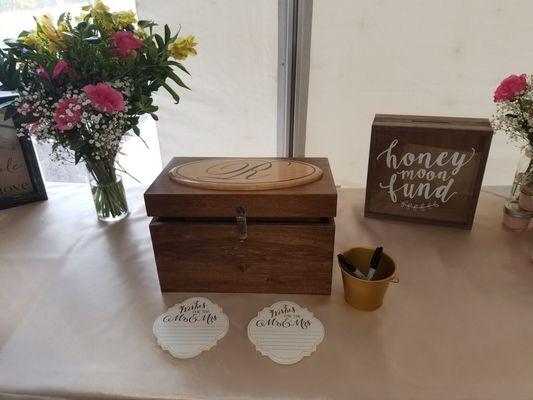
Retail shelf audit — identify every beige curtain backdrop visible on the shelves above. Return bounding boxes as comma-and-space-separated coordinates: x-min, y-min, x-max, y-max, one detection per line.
306, 0, 528, 187
136, 0, 278, 165
136, 0, 526, 187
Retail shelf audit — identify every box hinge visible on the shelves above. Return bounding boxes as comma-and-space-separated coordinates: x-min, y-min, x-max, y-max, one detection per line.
236, 206, 247, 241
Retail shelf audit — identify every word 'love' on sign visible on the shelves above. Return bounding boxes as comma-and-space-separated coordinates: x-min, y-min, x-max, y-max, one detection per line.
364, 114, 492, 229
0, 112, 47, 210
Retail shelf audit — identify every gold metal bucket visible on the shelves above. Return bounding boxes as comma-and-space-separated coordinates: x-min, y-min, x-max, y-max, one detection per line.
339, 247, 399, 311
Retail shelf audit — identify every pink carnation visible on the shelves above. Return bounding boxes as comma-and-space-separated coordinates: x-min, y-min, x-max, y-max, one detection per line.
494, 74, 527, 102
83, 83, 125, 114
36, 66, 50, 80
52, 60, 69, 80
112, 31, 143, 59
53, 98, 83, 131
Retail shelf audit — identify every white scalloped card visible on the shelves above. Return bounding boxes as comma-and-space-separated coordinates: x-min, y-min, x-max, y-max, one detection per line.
153, 297, 229, 359
247, 301, 325, 365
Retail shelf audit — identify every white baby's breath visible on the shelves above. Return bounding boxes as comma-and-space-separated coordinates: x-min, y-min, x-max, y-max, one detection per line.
16, 80, 133, 163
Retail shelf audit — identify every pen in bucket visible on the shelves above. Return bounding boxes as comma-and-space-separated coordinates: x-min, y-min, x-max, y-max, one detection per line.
367, 246, 383, 280
339, 247, 397, 311
337, 254, 367, 279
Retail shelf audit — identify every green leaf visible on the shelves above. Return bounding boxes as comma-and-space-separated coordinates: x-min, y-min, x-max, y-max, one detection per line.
76, 21, 88, 31
162, 82, 180, 104
74, 151, 82, 165
168, 60, 190, 75
168, 70, 190, 90
100, 12, 114, 26
164, 24, 171, 43
18, 30, 31, 39
6, 58, 16, 78
4, 105, 17, 121
85, 23, 99, 33
132, 125, 140, 135
3, 38, 21, 48
147, 43, 157, 60
62, 31, 75, 41
154, 34, 164, 51
84, 36, 101, 44
138, 20, 157, 29
150, 112, 158, 121
68, 138, 85, 151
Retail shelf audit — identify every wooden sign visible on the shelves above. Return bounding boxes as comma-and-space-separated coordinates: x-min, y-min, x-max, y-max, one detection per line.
247, 301, 324, 365
365, 114, 492, 229
0, 113, 47, 210
168, 158, 323, 191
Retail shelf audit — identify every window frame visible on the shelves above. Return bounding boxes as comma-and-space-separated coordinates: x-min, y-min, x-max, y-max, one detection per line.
277, 0, 313, 157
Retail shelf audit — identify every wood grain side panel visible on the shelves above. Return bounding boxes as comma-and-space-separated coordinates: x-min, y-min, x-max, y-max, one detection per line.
149, 219, 335, 294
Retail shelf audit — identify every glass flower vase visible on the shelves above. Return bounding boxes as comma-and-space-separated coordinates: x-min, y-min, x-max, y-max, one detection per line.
511, 147, 533, 199
86, 159, 129, 222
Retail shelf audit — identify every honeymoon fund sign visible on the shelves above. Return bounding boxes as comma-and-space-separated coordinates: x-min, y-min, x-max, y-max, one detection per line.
365, 115, 492, 229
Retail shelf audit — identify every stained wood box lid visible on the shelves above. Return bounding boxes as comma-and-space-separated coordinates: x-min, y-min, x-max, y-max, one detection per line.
144, 157, 337, 218
373, 114, 493, 133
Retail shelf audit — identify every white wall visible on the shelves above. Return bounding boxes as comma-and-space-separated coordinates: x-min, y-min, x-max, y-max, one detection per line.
136, 0, 278, 165
306, 0, 528, 188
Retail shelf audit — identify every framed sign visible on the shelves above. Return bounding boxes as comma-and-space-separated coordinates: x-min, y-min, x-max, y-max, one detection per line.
0, 112, 47, 210
364, 114, 492, 229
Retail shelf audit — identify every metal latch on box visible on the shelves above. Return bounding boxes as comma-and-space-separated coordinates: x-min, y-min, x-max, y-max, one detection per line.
236, 206, 247, 241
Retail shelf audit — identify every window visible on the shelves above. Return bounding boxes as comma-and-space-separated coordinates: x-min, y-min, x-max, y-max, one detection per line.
0, 0, 281, 186
136, 0, 279, 162
305, 1, 524, 188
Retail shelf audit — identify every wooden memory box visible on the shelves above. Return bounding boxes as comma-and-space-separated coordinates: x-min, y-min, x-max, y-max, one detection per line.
144, 157, 337, 294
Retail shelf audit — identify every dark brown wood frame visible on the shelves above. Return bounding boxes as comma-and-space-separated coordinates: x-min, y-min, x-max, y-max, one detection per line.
364, 114, 493, 229
0, 116, 47, 210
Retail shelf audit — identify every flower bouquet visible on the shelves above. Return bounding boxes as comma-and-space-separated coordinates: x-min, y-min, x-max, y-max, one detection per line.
492, 74, 533, 197
0, 0, 197, 221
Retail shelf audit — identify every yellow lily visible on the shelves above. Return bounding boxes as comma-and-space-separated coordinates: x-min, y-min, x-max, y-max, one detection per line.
80, 0, 113, 30
169, 35, 198, 61
113, 10, 136, 29
36, 13, 64, 48
22, 31, 44, 52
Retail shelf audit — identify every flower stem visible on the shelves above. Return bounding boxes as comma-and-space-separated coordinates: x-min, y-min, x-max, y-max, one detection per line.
86, 158, 129, 221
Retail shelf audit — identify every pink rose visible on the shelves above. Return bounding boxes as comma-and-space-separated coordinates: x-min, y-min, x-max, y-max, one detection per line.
36, 66, 50, 80
494, 74, 527, 102
112, 31, 143, 59
83, 82, 125, 114
53, 98, 82, 131
52, 60, 69, 80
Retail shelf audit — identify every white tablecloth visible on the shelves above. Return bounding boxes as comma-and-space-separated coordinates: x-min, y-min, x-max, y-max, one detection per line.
1, 183, 532, 399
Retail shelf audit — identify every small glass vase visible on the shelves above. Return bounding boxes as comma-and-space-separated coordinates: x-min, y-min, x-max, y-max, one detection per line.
86, 159, 129, 222
511, 147, 533, 199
